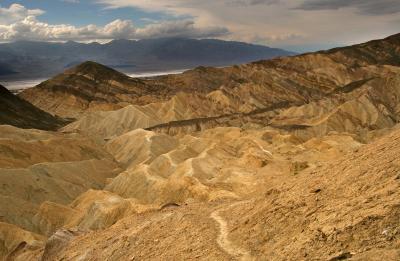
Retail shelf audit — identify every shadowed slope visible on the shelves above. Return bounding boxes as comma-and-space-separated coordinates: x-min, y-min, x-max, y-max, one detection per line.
0, 85, 66, 130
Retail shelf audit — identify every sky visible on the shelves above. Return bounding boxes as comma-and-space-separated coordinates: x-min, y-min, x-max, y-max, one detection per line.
0, 0, 399, 52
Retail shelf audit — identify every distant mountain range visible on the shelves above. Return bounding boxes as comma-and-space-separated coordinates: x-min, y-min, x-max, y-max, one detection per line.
0, 38, 295, 80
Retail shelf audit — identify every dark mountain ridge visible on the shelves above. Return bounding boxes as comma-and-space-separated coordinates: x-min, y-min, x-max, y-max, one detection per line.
0, 85, 67, 130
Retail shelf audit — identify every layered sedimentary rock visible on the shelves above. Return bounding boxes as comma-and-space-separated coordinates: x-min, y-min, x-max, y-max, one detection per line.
1, 33, 400, 260
0, 126, 122, 235
12, 127, 400, 260
19, 34, 400, 120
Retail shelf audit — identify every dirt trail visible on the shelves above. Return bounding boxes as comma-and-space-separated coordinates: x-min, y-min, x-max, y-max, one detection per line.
210, 202, 254, 261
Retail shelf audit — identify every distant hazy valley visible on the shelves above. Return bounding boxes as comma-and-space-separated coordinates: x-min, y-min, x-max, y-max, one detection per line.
0, 37, 294, 82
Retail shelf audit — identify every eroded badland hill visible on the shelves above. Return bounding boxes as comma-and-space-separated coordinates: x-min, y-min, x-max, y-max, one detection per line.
1, 33, 400, 260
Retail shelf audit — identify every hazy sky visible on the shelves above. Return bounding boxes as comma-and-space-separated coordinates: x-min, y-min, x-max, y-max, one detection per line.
0, 0, 399, 52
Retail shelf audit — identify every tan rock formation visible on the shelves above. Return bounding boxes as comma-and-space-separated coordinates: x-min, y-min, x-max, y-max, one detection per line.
15, 126, 400, 261
1, 33, 400, 260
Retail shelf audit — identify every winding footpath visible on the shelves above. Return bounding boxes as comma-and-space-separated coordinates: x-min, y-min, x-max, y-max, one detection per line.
210, 202, 254, 261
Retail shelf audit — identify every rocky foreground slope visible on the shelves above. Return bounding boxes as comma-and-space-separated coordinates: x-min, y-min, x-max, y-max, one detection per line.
9, 126, 400, 260
1, 33, 400, 260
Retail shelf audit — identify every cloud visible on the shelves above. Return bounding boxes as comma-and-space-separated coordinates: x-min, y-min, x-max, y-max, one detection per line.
61, 0, 80, 3
96, 0, 400, 51
0, 3, 228, 42
102, 19, 136, 39
257, 33, 304, 42
135, 20, 229, 39
0, 4, 44, 24
1, 16, 96, 41
297, 0, 400, 15
0, 1, 398, 51
229, 0, 280, 6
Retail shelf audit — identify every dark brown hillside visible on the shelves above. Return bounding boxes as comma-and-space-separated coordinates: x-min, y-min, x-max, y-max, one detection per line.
0, 85, 67, 130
